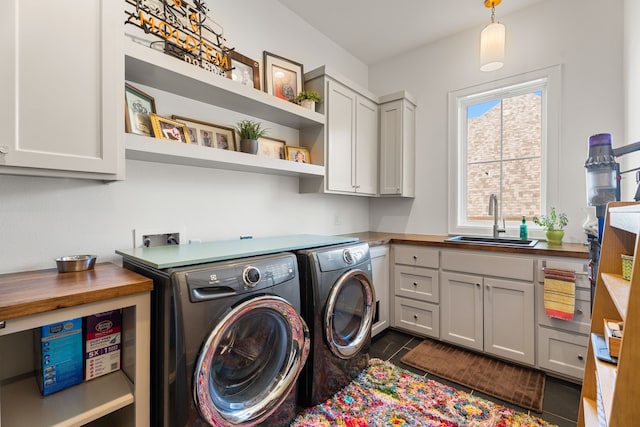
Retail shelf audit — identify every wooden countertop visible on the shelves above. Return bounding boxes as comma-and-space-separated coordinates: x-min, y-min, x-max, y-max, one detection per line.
0, 263, 153, 322
344, 232, 590, 259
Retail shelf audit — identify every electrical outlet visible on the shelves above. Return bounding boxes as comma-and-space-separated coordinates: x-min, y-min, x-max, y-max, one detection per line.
133, 227, 186, 248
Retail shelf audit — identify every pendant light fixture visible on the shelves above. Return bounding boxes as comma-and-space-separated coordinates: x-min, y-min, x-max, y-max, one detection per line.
480, 0, 505, 72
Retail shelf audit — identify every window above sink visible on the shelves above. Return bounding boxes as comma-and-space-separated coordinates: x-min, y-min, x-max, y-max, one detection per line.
447, 65, 562, 239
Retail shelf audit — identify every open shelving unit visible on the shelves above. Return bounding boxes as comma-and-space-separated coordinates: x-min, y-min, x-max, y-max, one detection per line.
0, 264, 152, 427
123, 38, 326, 178
578, 201, 640, 426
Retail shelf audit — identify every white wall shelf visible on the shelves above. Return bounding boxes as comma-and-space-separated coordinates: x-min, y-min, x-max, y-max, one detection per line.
125, 134, 325, 177
124, 39, 325, 130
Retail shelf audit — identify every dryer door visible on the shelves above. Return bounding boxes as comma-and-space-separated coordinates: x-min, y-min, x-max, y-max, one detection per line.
193, 295, 310, 427
324, 269, 376, 359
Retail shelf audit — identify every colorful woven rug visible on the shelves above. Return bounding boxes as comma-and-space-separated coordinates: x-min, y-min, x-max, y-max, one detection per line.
291, 359, 555, 427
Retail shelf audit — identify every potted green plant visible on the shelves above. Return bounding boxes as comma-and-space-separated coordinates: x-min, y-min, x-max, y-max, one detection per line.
294, 90, 322, 111
533, 207, 568, 245
235, 120, 268, 154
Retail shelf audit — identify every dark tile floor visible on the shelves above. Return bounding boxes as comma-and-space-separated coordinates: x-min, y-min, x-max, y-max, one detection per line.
371, 329, 582, 427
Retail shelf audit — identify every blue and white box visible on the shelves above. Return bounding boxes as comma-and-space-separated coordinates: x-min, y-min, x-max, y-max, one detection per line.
35, 318, 83, 396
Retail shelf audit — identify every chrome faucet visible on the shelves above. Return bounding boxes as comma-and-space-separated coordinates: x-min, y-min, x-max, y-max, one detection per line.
488, 193, 506, 238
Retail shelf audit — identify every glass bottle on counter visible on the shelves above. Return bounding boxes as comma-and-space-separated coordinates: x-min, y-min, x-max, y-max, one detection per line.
520, 216, 528, 240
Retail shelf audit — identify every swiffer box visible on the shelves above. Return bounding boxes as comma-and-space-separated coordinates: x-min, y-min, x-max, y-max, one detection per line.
84, 310, 122, 380
35, 318, 83, 396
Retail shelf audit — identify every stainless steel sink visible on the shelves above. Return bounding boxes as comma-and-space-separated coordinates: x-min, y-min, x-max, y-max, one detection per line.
446, 235, 539, 248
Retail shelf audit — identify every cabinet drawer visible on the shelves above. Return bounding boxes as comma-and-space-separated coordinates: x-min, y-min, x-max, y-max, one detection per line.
536, 259, 590, 289
442, 251, 533, 281
394, 265, 439, 303
394, 245, 439, 268
536, 283, 591, 334
393, 297, 439, 338
537, 326, 588, 380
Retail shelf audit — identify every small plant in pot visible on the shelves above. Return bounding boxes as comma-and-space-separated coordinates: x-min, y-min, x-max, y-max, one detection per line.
294, 90, 322, 111
235, 120, 268, 154
533, 207, 568, 245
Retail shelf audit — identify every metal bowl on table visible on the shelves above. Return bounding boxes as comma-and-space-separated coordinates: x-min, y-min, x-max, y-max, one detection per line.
55, 255, 97, 273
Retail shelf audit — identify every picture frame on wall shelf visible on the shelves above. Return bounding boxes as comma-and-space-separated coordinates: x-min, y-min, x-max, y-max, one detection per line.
227, 50, 261, 90
149, 113, 190, 143
257, 136, 286, 159
263, 51, 303, 103
171, 115, 236, 150
124, 83, 156, 137
285, 146, 311, 164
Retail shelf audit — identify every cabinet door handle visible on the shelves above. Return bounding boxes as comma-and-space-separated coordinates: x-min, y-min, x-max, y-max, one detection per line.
0, 320, 5, 329
577, 354, 584, 361
413, 255, 417, 260
476, 283, 481, 287
413, 282, 418, 287
0, 145, 8, 155
413, 314, 418, 320
575, 309, 583, 315
485, 284, 491, 290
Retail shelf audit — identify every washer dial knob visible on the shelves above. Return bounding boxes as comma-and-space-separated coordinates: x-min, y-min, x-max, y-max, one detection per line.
243, 266, 261, 287
343, 249, 354, 264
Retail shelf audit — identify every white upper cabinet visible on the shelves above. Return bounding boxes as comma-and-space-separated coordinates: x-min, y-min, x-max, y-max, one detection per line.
379, 93, 416, 197
301, 67, 379, 196
0, 0, 123, 180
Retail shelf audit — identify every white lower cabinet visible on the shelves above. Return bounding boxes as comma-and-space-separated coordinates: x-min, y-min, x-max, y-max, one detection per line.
370, 245, 390, 337
440, 251, 535, 366
391, 245, 440, 338
394, 296, 440, 337
535, 258, 591, 381
537, 327, 588, 380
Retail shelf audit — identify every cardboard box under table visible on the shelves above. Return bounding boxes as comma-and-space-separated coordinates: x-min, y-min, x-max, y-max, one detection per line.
84, 310, 122, 380
35, 318, 83, 396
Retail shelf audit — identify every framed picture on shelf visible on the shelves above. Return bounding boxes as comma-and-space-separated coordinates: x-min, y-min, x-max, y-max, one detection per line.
227, 51, 261, 90
263, 51, 303, 103
257, 136, 286, 159
149, 114, 190, 143
124, 83, 156, 137
171, 115, 236, 150
285, 146, 311, 164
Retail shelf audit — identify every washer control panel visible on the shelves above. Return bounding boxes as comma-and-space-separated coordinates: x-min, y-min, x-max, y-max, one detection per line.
184, 253, 298, 302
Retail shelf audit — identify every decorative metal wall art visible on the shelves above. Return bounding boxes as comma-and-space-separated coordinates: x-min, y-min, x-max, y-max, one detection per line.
124, 0, 234, 76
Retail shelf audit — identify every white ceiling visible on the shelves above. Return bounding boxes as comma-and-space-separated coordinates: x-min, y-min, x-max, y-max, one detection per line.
276, 0, 544, 65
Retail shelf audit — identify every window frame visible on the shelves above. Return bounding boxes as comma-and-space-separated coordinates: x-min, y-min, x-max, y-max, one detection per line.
447, 65, 562, 238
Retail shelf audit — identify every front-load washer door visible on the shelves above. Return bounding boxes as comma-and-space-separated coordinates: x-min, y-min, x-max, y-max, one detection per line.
324, 269, 375, 359
193, 295, 310, 427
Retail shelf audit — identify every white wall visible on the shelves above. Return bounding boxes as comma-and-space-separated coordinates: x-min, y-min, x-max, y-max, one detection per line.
368, 0, 624, 243
0, 0, 371, 274
621, 0, 640, 200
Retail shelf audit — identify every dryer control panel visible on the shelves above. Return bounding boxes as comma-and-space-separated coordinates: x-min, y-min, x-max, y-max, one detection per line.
317, 243, 370, 272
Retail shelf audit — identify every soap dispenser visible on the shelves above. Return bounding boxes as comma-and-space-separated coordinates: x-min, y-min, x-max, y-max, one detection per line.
520, 216, 528, 240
